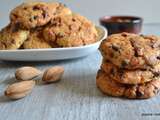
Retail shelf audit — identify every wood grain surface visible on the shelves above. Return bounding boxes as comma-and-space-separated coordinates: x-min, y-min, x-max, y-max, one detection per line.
0, 25, 160, 120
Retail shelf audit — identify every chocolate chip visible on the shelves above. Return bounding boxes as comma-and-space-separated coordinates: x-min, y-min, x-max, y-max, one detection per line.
112, 44, 120, 52
121, 59, 129, 68
118, 69, 124, 78
121, 33, 128, 37
157, 56, 160, 60
72, 18, 76, 22
33, 6, 40, 10
110, 68, 115, 75
23, 7, 27, 10
29, 18, 33, 22
36, 31, 44, 38
12, 13, 18, 19
58, 18, 62, 23
153, 89, 158, 94
69, 25, 72, 30
129, 38, 142, 57
42, 12, 48, 18
150, 43, 155, 49
11, 39, 15, 44
53, 17, 62, 25
134, 49, 139, 57
105, 59, 110, 62
136, 90, 144, 98
57, 32, 65, 38
34, 16, 38, 20
153, 72, 160, 77
52, 19, 58, 26
11, 22, 20, 32
52, 22, 58, 26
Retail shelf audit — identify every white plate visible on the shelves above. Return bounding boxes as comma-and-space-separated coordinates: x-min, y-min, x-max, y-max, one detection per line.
0, 26, 107, 61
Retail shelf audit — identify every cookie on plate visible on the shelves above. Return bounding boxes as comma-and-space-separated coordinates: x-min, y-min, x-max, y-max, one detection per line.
10, 2, 58, 29
43, 13, 98, 47
22, 28, 53, 49
101, 60, 160, 84
99, 33, 160, 70
52, 3, 72, 17
96, 70, 160, 99
0, 24, 29, 50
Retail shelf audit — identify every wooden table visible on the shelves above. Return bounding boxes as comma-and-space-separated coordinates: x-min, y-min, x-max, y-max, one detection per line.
0, 24, 160, 120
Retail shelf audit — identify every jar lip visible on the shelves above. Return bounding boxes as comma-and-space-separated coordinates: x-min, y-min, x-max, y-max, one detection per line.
100, 15, 143, 24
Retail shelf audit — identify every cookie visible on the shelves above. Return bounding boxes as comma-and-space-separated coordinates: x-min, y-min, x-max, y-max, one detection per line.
99, 33, 160, 70
101, 60, 160, 84
43, 13, 98, 47
52, 3, 72, 17
10, 2, 58, 29
0, 24, 29, 50
22, 28, 53, 49
96, 70, 160, 99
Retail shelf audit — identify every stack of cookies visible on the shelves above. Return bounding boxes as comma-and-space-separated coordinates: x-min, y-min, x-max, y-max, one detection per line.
96, 32, 160, 99
0, 2, 98, 50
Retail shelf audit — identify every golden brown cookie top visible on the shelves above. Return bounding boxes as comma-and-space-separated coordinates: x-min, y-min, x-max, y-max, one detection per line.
0, 24, 29, 50
101, 60, 160, 84
22, 28, 53, 49
43, 13, 98, 47
99, 32, 160, 69
96, 70, 160, 99
10, 2, 58, 29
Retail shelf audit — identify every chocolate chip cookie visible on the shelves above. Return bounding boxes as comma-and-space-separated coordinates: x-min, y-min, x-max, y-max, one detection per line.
22, 28, 53, 49
10, 2, 58, 29
43, 13, 98, 47
99, 33, 160, 70
101, 60, 160, 84
0, 24, 29, 50
96, 70, 160, 99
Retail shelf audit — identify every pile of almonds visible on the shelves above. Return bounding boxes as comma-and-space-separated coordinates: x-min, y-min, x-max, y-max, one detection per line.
4, 66, 64, 100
